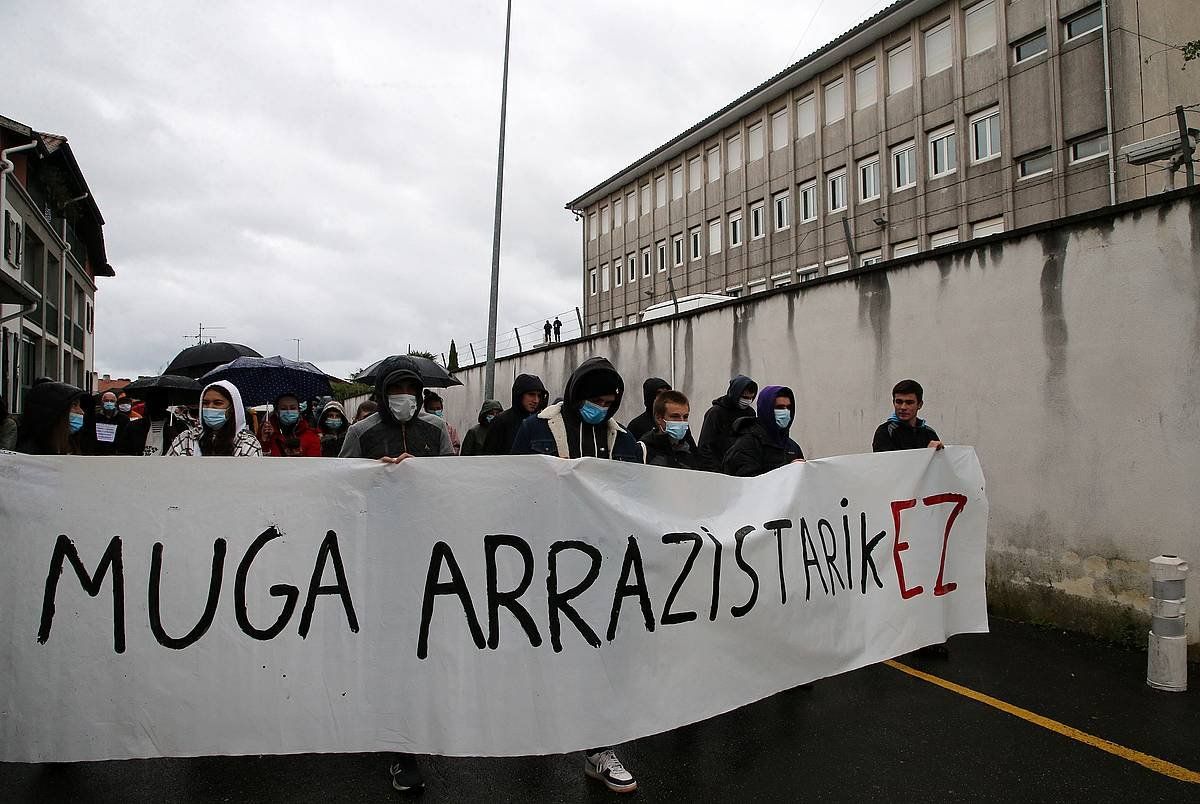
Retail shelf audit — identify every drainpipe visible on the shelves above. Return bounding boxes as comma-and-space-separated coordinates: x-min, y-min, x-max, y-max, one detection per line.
666, 274, 680, 388
1, 140, 39, 216
1100, 0, 1117, 206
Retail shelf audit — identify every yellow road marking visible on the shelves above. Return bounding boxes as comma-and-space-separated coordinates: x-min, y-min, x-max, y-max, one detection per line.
883, 659, 1200, 785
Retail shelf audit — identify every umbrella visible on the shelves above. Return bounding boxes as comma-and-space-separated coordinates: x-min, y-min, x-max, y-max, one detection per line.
353, 355, 463, 388
165, 342, 262, 379
201, 355, 333, 407
121, 374, 203, 407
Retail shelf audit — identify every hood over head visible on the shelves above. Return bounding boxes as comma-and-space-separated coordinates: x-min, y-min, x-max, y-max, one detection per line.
563, 356, 625, 422
17, 381, 84, 450
200, 380, 248, 432
720, 374, 757, 406
319, 399, 348, 432
755, 384, 794, 446
640, 377, 671, 412
510, 373, 548, 412
478, 399, 503, 424
374, 356, 424, 425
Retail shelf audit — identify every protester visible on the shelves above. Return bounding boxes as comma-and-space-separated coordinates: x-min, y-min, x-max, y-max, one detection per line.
81, 390, 131, 455
259, 393, 322, 457
422, 390, 460, 454
460, 399, 502, 456
625, 377, 671, 440
640, 390, 703, 469
510, 356, 641, 791
723, 385, 804, 476
317, 400, 350, 457
0, 395, 16, 451
120, 394, 189, 456
166, 381, 262, 456
340, 356, 452, 463
116, 393, 138, 420
697, 374, 758, 470
872, 379, 944, 452
354, 399, 378, 423
482, 373, 548, 455
14, 381, 85, 455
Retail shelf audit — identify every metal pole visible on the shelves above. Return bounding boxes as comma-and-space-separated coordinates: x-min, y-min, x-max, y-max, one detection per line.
469, 344, 477, 365
1176, 105, 1195, 187
513, 327, 522, 354
666, 275, 680, 388
841, 217, 858, 268
291, 338, 301, 361
575, 306, 583, 337
483, 0, 513, 400
1100, 0, 1117, 206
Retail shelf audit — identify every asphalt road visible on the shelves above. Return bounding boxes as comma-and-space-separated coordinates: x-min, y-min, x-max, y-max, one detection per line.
3, 619, 1196, 802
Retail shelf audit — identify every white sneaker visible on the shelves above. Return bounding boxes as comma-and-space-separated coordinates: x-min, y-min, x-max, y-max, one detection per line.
584, 748, 637, 793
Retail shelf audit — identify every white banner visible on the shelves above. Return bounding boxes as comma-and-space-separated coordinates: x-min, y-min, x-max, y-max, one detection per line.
0, 447, 988, 763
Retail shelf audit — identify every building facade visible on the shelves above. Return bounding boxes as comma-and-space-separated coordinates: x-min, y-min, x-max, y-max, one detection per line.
567, 0, 1200, 333
1, 114, 114, 412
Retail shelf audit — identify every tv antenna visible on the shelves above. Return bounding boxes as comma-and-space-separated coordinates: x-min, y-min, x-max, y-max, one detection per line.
183, 323, 226, 345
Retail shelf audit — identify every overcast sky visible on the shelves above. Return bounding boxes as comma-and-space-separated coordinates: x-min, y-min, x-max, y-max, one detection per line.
6, 0, 888, 380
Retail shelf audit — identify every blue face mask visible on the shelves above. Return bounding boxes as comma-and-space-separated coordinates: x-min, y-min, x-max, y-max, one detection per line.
323, 417, 344, 430
299, 402, 308, 412
429, 409, 444, 418
485, 414, 495, 424
774, 409, 792, 429
278, 410, 300, 426
68, 412, 85, 433
664, 421, 689, 442
579, 400, 608, 425
202, 408, 228, 430
102, 401, 117, 413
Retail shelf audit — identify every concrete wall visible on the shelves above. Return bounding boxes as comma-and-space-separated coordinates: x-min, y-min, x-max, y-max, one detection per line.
445, 188, 1200, 653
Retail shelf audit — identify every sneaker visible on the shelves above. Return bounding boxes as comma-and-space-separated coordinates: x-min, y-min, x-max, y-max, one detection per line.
389, 753, 425, 792
584, 748, 637, 793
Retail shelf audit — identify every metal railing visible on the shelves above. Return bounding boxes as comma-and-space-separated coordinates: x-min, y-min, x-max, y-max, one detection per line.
454, 307, 583, 368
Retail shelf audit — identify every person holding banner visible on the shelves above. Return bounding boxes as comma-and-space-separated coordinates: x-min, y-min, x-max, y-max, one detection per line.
872, 379, 944, 452
339, 358, 452, 465
166, 381, 262, 457
482, 372, 549, 455
722, 385, 805, 476
639, 390, 702, 470
13, 380, 85, 455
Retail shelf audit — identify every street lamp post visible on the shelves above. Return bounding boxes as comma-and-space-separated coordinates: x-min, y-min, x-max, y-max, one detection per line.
483, 0, 513, 401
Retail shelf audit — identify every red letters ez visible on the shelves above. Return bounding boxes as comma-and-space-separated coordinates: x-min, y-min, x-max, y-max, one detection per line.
891, 493, 968, 600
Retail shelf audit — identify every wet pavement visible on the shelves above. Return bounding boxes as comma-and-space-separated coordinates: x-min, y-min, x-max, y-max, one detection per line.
3, 619, 1197, 802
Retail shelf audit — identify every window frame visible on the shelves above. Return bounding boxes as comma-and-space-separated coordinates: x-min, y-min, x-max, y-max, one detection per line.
859, 249, 883, 267
748, 122, 765, 162
854, 61, 877, 110
892, 239, 919, 258
655, 175, 667, 207
964, 0, 996, 57
858, 157, 880, 202
672, 234, 684, 267
729, 211, 743, 248
771, 108, 789, 150
601, 263, 610, 292
688, 156, 703, 192
671, 166, 684, 200
656, 240, 667, 273
708, 218, 722, 255
827, 169, 848, 213
727, 134, 742, 172
892, 141, 917, 190
970, 108, 1002, 163
1069, 130, 1109, 164
640, 183, 651, 213
1012, 30, 1048, 64
1018, 148, 1054, 179
1064, 5, 1103, 42
924, 19, 953, 76
750, 201, 766, 239
588, 212, 597, 240
773, 191, 791, 231
796, 94, 816, 138
613, 197, 623, 228
929, 228, 960, 249
640, 248, 651, 279
707, 146, 721, 181
824, 257, 850, 275
600, 205, 610, 235
824, 78, 845, 124
689, 227, 702, 261
887, 41, 913, 95
928, 126, 958, 178
616, 256, 626, 287
625, 191, 636, 223
589, 268, 597, 295
799, 181, 818, 223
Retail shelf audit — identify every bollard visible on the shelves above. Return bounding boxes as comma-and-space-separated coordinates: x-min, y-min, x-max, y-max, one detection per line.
1147, 555, 1188, 692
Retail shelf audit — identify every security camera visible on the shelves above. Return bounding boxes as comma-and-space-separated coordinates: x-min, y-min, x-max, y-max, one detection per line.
1119, 130, 1197, 166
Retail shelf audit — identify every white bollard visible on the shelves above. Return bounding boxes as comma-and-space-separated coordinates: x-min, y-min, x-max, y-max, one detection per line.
1147, 555, 1188, 692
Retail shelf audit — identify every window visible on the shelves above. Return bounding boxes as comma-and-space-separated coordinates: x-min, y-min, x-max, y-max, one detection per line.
1013, 30, 1047, 63
965, 1, 996, 56
892, 239, 919, 258
796, 95, 815, 138
601, 206, 610, 234
726, 287, 743, 298
748, 122, 764, 161
799, 181, 817, 222
1064, 5, 1102, 41
929, 127, 957, 177
601, 321, 610, 332
773, 278, 792, 289
971, 217, 1004, 238
613, 316, 623, 329
641, 183, 651, 213
626, 191, 636, 223
588, 212, 597, 240
601, 263, 610, 291
970, 109, 1001, 162
656, 240, 667, 272
689, 227, 702, 261
827, 170, 848, 212
671, 166, 684, 200
1070, 131, 1108, 163
748, 279, 767, 294
824, 79, 845, 124
1018, 148, 1053, 178
825, 257, 850, 275
892, 141, 917, 189
688, 157, 702, 191
888, 42, 913, 94
613, 197, 623, 228
729, 211, 743, 247
799, 265, 819, 282
626, 254, 637, 284
924, 21, 952, 76
930, 229, 960, 248
750, 201, 765, 239
771, 108, 789, 149
859, 157, 880, 201
673, 234, 684, 266
656, 175, 667, 207
589, 324, 598, 335
708, 219, 722, 254
860, 250, 883, 266
707, 146, 721, 180
773, 191, 790, 230
590, 268, 597, 295
854, 62, 877, 110
641, 249, 651, 279
616, 256, 625, 287
727, 134, 742, 172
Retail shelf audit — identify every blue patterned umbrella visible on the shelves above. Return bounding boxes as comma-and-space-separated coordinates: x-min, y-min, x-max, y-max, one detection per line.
201, 355, 333, 407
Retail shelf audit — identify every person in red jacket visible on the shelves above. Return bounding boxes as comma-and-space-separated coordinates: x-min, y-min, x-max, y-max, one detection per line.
258, 392, 322, 456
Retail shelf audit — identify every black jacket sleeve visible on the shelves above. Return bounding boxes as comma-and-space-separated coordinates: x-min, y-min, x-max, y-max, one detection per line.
871, 423, 893, 453
722, 433, 763, 477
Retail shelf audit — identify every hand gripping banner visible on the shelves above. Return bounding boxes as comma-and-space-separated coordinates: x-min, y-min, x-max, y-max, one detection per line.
0, 447, 988, 762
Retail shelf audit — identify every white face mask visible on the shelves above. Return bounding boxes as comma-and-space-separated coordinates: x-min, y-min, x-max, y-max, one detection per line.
388, 394, 418, 422
738, 397, 754, 409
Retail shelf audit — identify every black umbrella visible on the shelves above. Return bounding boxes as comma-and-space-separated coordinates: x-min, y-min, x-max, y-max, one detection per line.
121, 374, 203, 407
165, 342, 262, 379
353, 355, 462, 388
201, 355, 333, 407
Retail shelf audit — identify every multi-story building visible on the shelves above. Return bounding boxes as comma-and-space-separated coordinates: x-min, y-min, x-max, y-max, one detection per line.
567, 0, 1199, 333
1, 114, 115, 411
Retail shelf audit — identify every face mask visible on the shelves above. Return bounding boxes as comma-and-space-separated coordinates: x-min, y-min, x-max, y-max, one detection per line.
68, 412, 85, 433
278, 410, 300, 426
739, 398, 754, 409
323, 417, 344, 430
579, 400, 608, 425
202, 408, 228, 430
428, 409, 444, 418
485, 414, 495, 424
389, 394, 418, 422
299, 402, 308, 413
664, 421, 689, 442
102, 401, 117, 413
774, 409, 792, 429
118, 403, 132, 414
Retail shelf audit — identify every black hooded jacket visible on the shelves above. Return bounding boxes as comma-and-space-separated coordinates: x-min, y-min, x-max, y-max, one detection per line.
625, 377, 671, 440
482, 373, 548, 455
640, 428, 703, 470
338, 357, 450, 458
696, 375, 757, 471
15, 381, 84, 455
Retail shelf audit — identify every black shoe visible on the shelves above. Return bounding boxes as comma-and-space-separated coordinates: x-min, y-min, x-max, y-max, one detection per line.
915, 643, 950, 659
389, 754, 425, 792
